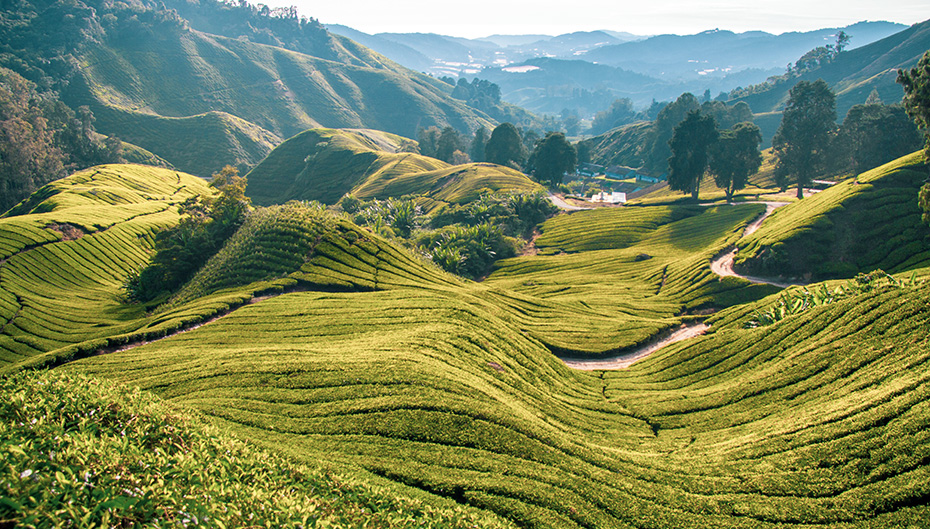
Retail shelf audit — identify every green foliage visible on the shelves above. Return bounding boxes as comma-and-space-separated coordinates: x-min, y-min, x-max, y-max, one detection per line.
589, 98, 636, 136
668, 110, 719, 201
897, 50, 930, 225
746, 269, 920, 327
643, 93, 700, 172
125, 166, 250, 302
419, 223, 519, 279
832, 102, 923, 176
773, 80, 837, 198
0, 68, 122, 213
485, 123, 525, 169
708, 122, 763, 202
526, 131, 576, 185
0, 369, 512, 528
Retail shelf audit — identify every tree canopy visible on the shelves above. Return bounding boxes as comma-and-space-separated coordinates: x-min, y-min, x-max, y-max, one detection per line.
485, 123, 525, 169
668, 110, 719, 201
528, 132, 576, 185
709, 122, 763, 202
773, 80, 837, 199
898, 50, 930, 225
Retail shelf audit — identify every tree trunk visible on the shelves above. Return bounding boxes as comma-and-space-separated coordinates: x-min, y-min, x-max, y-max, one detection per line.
797, 181, 804, 199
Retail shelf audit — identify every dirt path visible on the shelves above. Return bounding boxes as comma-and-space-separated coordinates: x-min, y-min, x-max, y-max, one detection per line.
560, 323, 709, 371
547, 192, 593, 211
708, 202, 801, 289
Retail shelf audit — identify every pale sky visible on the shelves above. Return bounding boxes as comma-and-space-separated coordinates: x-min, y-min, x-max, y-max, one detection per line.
260, 0, 929, 38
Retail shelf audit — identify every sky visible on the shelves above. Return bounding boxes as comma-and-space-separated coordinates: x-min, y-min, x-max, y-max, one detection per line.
259, 0, 929, 38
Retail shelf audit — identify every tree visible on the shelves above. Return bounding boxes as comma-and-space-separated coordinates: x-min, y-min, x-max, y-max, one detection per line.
644, 93, 700, 172
898, 51, 930, 224
417, 126, 441, 158
470, 126, 488, 163
772, 80, 837, 199
709, 122, 762, 202
126, 165, 250, 302
435, 126, 461, 163
528, 132, 576, 185
485, 123, 525, 169
590, 98, 636, 135
668, 110, 719, 201
836, 103, 921, 175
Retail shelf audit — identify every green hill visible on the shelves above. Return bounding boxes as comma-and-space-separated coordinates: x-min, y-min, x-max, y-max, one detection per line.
731, 19, 930, 119
2, 163, 930, 527
733, 152, 930, 280
1, 0, 511, 179
245, 128, 542, 208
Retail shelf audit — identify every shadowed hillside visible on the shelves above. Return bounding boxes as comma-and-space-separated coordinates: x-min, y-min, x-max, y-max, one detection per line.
734, 152, 930, 280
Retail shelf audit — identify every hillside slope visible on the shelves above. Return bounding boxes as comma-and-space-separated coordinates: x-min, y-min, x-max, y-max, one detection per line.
734, 152, 930, 280
731, 19, 930, 118
245, 128, 542, 208
1, 0, 504, 179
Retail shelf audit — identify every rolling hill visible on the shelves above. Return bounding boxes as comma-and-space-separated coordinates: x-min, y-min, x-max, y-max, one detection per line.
733, 152, 930, 280
244, 128, 543, 209
1, 0, 516, 179
2, 161, 929, 526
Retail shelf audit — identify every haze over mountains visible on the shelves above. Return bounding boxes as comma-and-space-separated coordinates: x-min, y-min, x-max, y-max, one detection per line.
328, 21, 906, 114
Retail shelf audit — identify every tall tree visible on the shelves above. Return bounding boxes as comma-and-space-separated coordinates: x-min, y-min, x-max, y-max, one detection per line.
485, 123, 525, 169
470, 126, 488, 163
417, 126, 441, 158
772, 80, 837, 199
837, 103, 922, 175
435, 126, 461, 163
668, 110, 718, 201
528, 132, 576, 185
709, 122, 762, 202
898, 51, 930, 224
644, 93, 700, 172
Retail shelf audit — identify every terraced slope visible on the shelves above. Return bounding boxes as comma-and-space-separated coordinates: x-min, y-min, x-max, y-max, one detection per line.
734, 152, 930, 280
0, 165, 221, 368
5, 164, 929, 527
67, 263, 930, 528
246, 128, 542, 208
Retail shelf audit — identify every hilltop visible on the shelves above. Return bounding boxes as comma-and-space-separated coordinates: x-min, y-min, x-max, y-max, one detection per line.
245, 128, 543, 208
731, 19, 930, 121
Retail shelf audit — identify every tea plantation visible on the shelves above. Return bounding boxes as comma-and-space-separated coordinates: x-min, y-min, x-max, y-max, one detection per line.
1, 161, 928, 527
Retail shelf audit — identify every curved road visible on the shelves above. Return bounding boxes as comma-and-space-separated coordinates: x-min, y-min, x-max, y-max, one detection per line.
561, 201, 795, 371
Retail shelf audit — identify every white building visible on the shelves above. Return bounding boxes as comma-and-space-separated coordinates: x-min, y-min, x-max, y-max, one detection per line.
589, 191, 627, 204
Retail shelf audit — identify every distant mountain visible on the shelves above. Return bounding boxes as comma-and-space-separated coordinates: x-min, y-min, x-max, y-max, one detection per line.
324, 24, 434, 72
584, 21, 907, 80
325, 26, 650, 78
730, 18, 930, 139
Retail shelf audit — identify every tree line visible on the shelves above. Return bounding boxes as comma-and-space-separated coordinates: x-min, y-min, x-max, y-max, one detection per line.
0, 68, 123, 213
417, 123, 577, 186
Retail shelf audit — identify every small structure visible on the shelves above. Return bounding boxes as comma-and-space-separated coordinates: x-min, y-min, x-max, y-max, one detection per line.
589, 191, 627, 204
577, 163, 605, 177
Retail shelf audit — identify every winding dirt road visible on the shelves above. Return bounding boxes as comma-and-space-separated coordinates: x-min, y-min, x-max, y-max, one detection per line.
709, 202, 798, 289
560, 323, 709, 371
560, 201, 794, 371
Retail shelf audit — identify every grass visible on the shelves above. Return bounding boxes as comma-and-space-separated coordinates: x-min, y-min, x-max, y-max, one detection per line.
3, 163, 930, 527
0, 369, 515, 528
734, 152, 930, 280
245, 128, 542, 209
